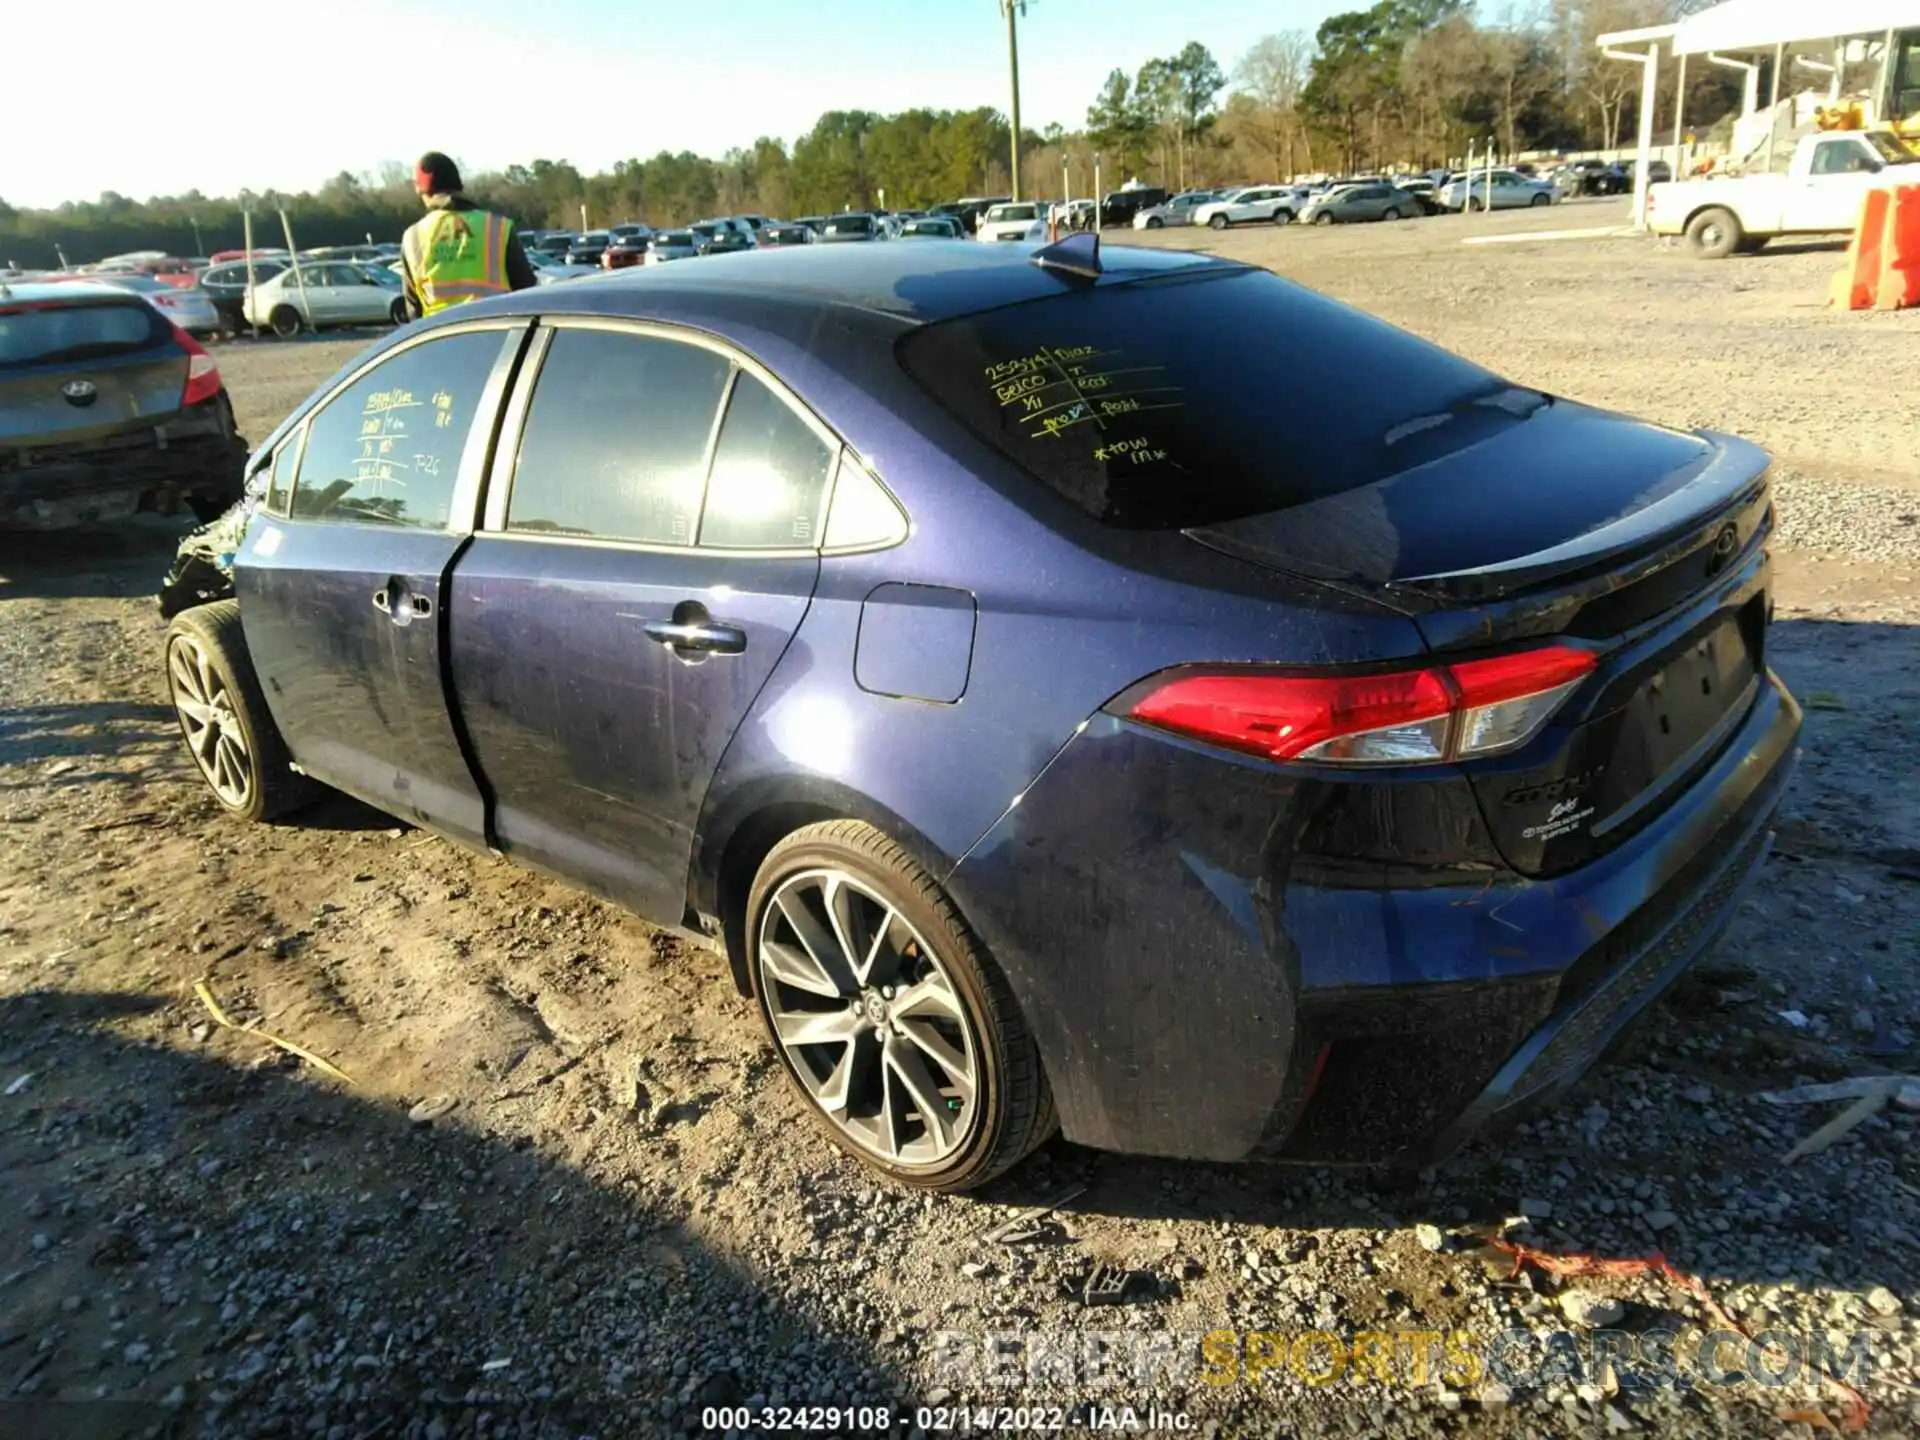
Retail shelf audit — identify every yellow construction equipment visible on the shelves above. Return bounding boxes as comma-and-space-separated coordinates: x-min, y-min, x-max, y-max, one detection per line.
1880, 30, 1920, 149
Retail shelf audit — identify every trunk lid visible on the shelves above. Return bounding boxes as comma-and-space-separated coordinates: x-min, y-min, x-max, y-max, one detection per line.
1188, 403, 1774, 877
1, 295, 188, 449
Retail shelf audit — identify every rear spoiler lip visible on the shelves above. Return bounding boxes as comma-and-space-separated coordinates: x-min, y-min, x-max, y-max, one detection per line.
1184, 431, 1771, 611
1381, 431, 1770, 604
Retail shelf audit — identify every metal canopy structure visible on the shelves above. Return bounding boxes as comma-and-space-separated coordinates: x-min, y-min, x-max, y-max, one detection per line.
1599, 0, 1919, 229
1671, 0, 1918, 56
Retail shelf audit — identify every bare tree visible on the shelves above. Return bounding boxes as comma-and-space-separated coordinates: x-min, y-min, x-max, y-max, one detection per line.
1482, 9, 1555, 159
1232, 32, 1315, 176
1555, 0, 1676, 149
1402, 16, 1489, 165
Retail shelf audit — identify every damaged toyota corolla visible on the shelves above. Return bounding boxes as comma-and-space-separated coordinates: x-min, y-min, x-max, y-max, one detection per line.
159, 236, 1800, 1192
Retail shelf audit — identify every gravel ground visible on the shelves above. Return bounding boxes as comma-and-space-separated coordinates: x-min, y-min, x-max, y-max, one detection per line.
2, 207, 1917, 1438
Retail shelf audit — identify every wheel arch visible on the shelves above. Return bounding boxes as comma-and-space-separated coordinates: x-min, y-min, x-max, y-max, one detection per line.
1682, 200, 1742, 236
693, 775, 961, 996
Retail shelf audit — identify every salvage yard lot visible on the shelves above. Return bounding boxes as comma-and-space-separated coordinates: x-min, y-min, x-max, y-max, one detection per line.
1, 204, 1917, 1437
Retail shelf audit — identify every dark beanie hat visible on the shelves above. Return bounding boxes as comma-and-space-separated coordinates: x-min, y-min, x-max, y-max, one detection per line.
414, 152, 463, 196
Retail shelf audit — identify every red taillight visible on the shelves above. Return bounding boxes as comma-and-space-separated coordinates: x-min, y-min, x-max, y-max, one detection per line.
172, 324, 222, 406
1127, 644, 1596, 767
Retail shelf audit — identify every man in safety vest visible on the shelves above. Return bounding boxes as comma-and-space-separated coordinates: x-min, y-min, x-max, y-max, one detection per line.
399, 152, 537, 321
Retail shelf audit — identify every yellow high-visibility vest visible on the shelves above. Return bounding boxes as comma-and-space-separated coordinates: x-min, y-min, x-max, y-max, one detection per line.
402, 208, 512, 316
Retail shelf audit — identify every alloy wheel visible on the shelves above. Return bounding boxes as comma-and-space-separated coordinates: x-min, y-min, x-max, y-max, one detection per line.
757, 868, 981, 1166
167, 634, 253, 810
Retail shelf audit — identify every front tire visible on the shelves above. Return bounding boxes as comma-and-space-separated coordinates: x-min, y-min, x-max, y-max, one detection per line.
1313, 211, 1335, 225
269, 306, 302, 340
1529, 192, 1551, 207
1208, 214, 1228, 230
746, 820, 1055, 1192
1272, 209, 1293, 226
1685, 206, 1743, 259
164, 602, 317, 823
389, 297, 408, 326
1145, 216, 1163, 229
1381, 206, 1403, 221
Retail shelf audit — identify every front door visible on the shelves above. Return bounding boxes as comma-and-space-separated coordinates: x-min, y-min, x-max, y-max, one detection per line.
448, 324, 829, 923
237, 323, 526, 844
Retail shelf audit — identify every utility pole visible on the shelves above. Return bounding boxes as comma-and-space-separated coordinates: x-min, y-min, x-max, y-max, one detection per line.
1000, 0, 1028, 201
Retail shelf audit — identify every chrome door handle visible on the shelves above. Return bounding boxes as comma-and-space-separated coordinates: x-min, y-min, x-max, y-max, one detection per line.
643, 619, 746, 655
371, 582, 431, 626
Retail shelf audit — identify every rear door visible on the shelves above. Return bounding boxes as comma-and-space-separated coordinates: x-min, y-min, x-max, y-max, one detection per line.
236, 320, 528, 844
447, 322, 828, 923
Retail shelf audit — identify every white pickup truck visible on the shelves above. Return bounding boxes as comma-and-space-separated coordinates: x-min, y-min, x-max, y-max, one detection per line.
1649, 129, 1919, 257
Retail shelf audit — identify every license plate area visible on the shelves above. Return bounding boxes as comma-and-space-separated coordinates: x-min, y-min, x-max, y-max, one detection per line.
1621, 611, 1758, 777
1467, 596, 1766, 877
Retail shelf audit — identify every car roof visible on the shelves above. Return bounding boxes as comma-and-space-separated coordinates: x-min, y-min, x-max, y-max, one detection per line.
462, 239, 1235, 328
0, 280, 146, 305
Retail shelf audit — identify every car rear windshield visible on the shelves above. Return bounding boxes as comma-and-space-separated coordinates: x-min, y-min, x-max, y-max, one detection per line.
896, 267, 1518, 530
0, 300, 170, 368
824, 216, 872, 233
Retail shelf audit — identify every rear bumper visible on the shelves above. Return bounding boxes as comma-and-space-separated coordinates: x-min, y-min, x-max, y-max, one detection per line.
0, 406, 247, 531
946, 669, 1801, 1165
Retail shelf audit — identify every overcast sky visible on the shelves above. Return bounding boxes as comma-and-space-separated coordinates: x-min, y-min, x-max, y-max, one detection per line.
4, 0, 1345, 209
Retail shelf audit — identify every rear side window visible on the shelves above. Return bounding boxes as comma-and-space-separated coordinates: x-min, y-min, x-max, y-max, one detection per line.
0, 301, 167, 368
290, 330, 505, 528
698, 373, 834, 549
896, 267, 1510, 530
506, 329, 732, 545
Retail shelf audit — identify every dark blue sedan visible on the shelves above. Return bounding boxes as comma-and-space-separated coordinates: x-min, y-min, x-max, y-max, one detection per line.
162, 237, 1800, 1191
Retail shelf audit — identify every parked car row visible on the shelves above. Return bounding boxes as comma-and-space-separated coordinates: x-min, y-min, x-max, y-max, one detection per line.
1106, 166, 1586, 230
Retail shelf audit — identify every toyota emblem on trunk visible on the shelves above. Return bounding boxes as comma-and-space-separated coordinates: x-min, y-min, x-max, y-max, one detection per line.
60, 378, 98, 405
1704, 522, 1739, 576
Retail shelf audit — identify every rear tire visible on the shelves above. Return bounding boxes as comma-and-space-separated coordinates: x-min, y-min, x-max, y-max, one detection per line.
164, 601, 318, 823
1685, 206, 1743, 259
1208, 214, 1228, 230
388, 298, 408, 326
745, 820, 1055, 1193
269, 306, 302, 340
